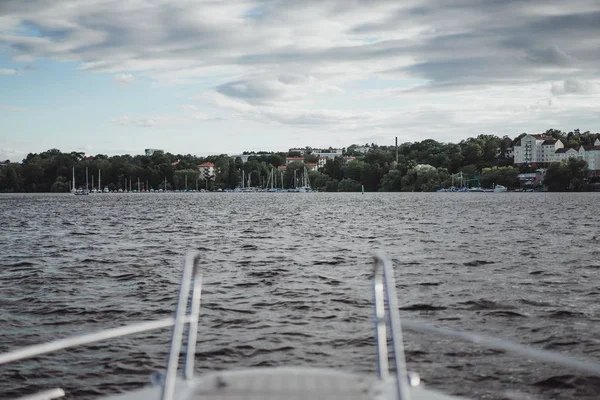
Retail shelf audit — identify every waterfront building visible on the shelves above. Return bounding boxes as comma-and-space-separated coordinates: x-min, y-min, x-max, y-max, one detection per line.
198, 162, 215, 181
514, 134, 600, 170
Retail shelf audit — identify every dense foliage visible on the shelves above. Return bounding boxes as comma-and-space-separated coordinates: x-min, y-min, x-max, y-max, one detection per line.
1, 129, 598, 193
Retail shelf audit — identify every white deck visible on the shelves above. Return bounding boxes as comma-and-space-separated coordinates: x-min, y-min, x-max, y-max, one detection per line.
103, 367, 465, 400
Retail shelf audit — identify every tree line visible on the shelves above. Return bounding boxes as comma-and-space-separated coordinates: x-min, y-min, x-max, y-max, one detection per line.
1, 129, 598, 193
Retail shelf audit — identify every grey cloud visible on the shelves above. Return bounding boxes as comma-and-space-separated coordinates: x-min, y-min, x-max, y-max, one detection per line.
1, 0, 599, 106
551, 79, 598, 96
216, 80, 285, 102
525, 46, 572, 66
278, 73, 307, 85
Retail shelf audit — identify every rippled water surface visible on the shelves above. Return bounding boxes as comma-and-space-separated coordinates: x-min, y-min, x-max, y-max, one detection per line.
1, 192, 599, 399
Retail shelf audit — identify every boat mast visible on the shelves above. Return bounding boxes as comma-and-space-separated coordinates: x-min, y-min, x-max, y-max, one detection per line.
92, 174, 94, 191
99, 169, 101, 192
129, 177, 132, 193
138, 177, 140, 192
72, 167, 75, 191
242, 170, 245, 189
86, 167, 89, 191
164, 177, 167, 191
185, 175, 187, 191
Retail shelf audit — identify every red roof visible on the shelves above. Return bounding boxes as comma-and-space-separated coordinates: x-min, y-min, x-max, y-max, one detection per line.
199, 162, 214, 167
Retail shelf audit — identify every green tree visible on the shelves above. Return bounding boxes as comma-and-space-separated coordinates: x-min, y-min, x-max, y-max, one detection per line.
380, 169, 403, 191
544, 158, 588, 191
337, 178, 361, 192
51, 176, 70, 192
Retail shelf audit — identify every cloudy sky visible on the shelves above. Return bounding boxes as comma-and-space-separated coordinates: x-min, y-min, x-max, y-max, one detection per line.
1, 1, 599, 160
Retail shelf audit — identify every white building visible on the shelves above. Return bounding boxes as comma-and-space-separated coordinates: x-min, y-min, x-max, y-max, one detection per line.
313, 149, 343, 159
513, 134, 564, 164
317, 156, 328, 169
354, 146, 370, 154
506, 147, 514, 159
515, 134, 600, 170
582, 144, 600, 170
198, 162, 215, 180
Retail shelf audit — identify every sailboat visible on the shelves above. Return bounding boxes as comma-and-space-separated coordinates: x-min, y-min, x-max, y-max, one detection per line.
266, 169, 277, 192
74, 167, 90, 195
71, 167, 76, 194
295, 166, 313, 192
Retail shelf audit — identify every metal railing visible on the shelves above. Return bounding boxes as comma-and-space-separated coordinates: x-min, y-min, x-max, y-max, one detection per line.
0, 252, 203, 400
373, 253, 411, 400
372, 253, 600, 400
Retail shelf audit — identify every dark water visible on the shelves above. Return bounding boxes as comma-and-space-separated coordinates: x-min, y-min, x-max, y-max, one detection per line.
1, 192, 599, 399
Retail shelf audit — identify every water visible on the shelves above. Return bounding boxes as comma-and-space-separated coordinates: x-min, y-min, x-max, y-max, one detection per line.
1, 192, 599, 399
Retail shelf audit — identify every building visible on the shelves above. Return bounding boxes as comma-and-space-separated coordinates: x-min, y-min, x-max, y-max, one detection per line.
354, 146, 370, 154
305, 163, 318, 172
288, 147, 343, 158
317, 156, 328, 169
198, 162, 215, 181
312, 149, 343, 159
506, 147, 514, 159
285, 157, 305, 164
582, 144, 600, 170
0, 160, 10, 167
513, 134, 564, 165
517, 171, 544, 189
514, 134, 600, 170
145, 149, 163, 156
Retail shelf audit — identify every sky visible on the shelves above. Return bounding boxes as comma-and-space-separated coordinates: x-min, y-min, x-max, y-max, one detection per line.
1, 0, 599, 160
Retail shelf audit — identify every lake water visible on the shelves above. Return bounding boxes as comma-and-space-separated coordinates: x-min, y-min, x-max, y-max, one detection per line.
1, 192, 599, 399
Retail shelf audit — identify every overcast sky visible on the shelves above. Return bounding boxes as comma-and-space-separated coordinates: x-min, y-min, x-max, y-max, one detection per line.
1, 0, 599, 160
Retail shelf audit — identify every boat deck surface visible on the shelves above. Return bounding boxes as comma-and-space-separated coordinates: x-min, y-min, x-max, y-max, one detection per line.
104, 367, 464, 400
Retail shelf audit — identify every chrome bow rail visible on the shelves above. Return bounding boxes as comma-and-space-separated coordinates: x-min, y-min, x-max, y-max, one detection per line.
372, 253, 600, 400
0, 252, 203, 400
373, 253, 412, 400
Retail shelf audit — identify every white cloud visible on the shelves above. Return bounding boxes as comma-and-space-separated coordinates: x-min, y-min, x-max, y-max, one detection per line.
113, 73, 133, 86
1, 0, 600, 146
111, 116, 156, 127
0, 104, 29, 111
0, 68, 21, 75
